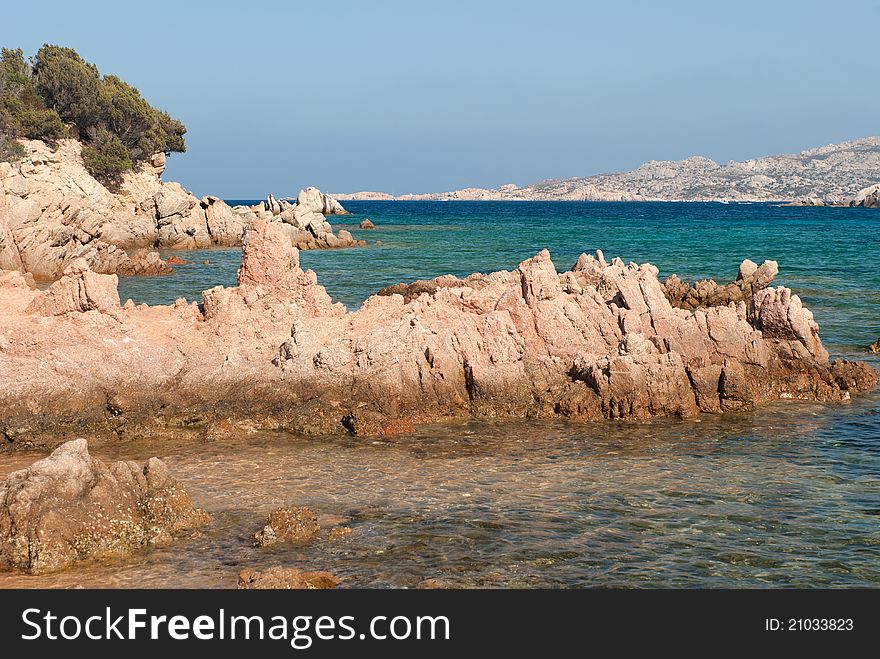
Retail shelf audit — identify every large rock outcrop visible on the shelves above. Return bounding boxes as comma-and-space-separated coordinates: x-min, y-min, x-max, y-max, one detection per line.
0, 221, 874, 448
848, 183, 880, 208
239, 186, 362, 251
0, 139, 361, 280
0, 439, 209, 573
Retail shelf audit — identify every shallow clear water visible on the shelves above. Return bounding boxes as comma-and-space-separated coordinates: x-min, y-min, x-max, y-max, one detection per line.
1, 387, 878, 589
2, 201, 879, 588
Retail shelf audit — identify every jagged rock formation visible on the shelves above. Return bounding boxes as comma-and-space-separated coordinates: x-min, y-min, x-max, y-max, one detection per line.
0, 220, 874, 448
334, 137, 880, 202
0, 439, 208, 573
662, 259, 779, 310
233, 186, 362, 251
0, 139, 361, 280
868, 338, 880, 353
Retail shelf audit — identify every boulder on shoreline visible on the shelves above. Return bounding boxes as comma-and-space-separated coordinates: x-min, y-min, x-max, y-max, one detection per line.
0, 220, 875, 449
0, 439, 209, 573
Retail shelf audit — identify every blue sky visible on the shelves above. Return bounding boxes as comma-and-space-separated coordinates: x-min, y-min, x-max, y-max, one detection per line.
3, 0, 878, 197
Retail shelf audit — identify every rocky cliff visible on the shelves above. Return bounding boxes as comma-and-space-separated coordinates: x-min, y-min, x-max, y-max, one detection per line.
0, 139, 361, 280
0, 220, 874, 449
335, 137, 880, 203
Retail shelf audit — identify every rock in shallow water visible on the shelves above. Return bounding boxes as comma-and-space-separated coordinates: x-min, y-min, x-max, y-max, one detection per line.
238, 567, 341, 589
254, 506, 321, 547
0, 439, 209, 573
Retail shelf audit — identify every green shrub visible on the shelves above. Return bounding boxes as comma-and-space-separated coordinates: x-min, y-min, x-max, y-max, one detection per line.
0, 132, 25, 162
1, 44, 186, 170
82, 133, 131, 186
32, 45, 101, 132
0, 47, 67, 144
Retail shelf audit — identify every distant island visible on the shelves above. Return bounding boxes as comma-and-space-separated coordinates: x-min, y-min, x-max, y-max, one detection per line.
334, 137, 880, 204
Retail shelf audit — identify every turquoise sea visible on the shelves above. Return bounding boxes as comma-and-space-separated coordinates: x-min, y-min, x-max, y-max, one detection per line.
7, 201, 875, 588
120, 201, 880, 353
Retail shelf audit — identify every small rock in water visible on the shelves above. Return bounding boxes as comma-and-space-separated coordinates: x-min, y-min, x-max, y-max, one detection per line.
359, 218, 376, 229
238, 567, 341, 589
328, 526, 353, 540
254, 506, 320, 547
417, 578, 454, 589
868, 338, 880, 353
166, 255, 188, 265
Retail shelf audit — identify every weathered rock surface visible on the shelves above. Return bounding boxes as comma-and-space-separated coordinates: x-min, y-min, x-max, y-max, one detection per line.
0, 139, 362, 281
868, 338, 880, 353
25, 258, 123, 320
254, 506, 321, 547
359, 218, 376, 229
334, 137, 880, 202
238, 567, 341, 589
0, 220, 874, 448
0, 439, 209, 573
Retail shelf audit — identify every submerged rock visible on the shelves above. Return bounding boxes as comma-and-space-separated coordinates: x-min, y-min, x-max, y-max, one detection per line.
116, 249, 174, 276
254, 506, 321, 547
328, 526, 353, 540
238, 567, 341, 589
0, 224, 875, 448
0, 439, 209, 573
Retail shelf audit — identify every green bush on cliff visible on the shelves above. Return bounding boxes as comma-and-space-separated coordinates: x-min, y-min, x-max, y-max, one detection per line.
0, 134, 25, 161
81, 132, 132, 187
0, 44, 186, 185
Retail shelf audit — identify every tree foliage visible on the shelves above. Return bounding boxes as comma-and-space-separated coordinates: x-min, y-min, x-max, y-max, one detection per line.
0, 44, 186, 184
0, 48, 67, 144
81, 132, 132, 188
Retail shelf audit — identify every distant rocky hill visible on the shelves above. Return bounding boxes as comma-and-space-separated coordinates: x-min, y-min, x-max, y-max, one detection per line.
335, 137, 880, 203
